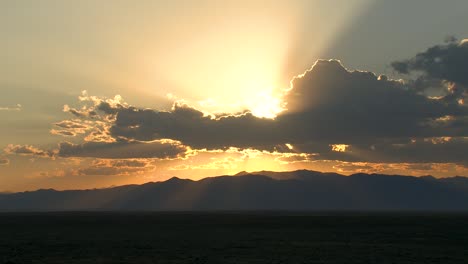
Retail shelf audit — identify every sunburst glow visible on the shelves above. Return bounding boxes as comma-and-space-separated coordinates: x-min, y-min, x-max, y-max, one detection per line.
248, 89, 284, 119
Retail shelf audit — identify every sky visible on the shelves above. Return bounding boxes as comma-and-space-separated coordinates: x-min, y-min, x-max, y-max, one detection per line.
1, 0, 467, 192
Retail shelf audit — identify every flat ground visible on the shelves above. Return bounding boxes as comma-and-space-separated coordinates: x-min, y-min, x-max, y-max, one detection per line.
0, 212, 467, 263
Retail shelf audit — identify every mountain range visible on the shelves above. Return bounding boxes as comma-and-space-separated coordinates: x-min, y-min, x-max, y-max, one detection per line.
1, 170, 467, 211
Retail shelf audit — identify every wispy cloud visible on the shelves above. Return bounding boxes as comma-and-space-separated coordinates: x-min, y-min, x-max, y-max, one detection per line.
4, 144, 54, 158
0, 104, 21, 111
0, 158, 9, 166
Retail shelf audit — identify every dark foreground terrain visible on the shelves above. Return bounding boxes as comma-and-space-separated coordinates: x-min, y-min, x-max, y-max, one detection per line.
1, 213, 467, 264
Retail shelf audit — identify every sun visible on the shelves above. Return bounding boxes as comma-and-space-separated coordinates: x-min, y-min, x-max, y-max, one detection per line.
248, 90, 284, 119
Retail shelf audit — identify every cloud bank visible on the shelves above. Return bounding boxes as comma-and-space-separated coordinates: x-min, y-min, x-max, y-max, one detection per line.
3, 40, 468, 178
95, 59, 466, 164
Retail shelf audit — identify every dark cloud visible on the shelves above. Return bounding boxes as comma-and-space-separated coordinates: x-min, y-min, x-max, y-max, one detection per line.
404, 164, 434, 171
366, 137, 468, 164
333, 163, 373, 173
4, 140, 188, 160
302, 137, 468, 164
75, 159, 153, 176
96, 101, 126, 115
4, 144, 54, 158
392, 39, 468, 104
58, 140, 188, 159
278, 60, 465, 142
110, 159, 149, 168
0, 158, 9, 166
63, 105, 97, 118
392, 39, 468, 86
96, 60, 466, 164
108, 102, 278, 150
275, 153, 314, 164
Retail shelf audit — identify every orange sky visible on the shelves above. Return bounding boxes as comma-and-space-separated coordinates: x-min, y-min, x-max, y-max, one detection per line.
1, 0, 467, 191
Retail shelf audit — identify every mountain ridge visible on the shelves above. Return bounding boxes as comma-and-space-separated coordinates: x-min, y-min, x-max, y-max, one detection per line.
1, 170, 467, 211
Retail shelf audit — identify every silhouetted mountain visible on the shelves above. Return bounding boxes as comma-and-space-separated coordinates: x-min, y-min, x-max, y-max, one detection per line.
1, 170, 467, 211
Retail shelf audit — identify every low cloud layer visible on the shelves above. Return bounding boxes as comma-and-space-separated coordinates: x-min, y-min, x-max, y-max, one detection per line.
4, 140, 188, 160
58, 140, 188, 159
4, 144, 54, 158
75, 159, 154, 176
